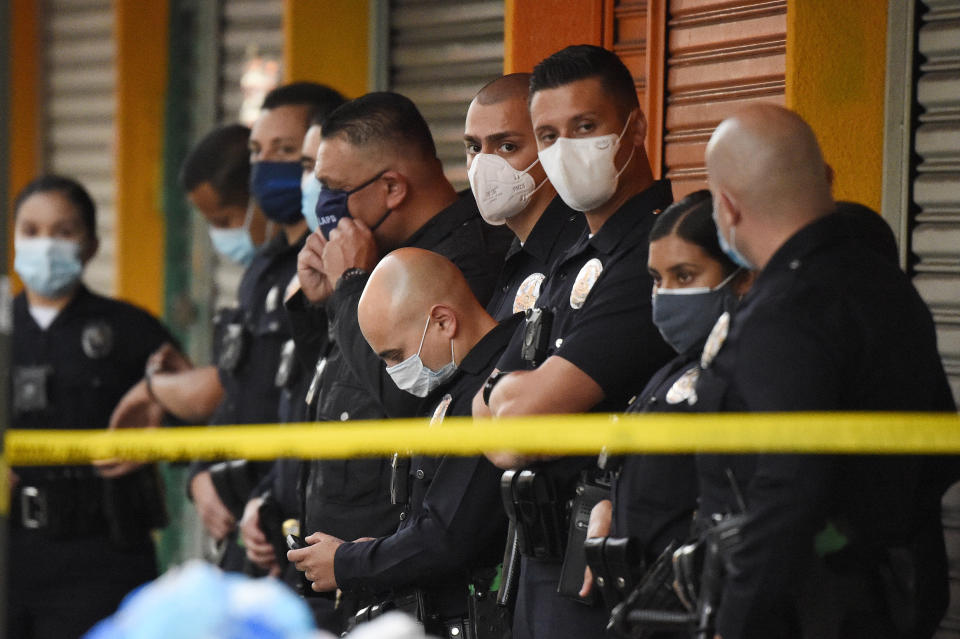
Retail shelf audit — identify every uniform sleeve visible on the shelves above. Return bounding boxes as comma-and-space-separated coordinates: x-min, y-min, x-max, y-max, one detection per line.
553, 265, 673, 407
333, 455, 506, 595
326, 275, 422, 419
715, 306, 842, 637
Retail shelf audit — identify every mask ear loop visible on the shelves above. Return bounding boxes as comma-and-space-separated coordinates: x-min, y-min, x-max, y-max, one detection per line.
712, 267, 743, 291
415, 315, 431, 357
613, 109, 638, 179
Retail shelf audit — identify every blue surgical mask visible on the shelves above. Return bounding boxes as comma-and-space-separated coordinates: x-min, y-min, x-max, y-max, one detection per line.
15, 236, 84, 298
652, 269, 740, 355
713, 206, 753, 270
385, 316, 457, 398
301, 174, 323, 232
251, 161, 304, 225
208, 203, 256, 266
315, 170, 390, 239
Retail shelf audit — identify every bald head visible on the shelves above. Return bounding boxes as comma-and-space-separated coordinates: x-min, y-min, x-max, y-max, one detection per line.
474, 73, 532, 106
358, 248, 496, 371
706, 104, 833, 221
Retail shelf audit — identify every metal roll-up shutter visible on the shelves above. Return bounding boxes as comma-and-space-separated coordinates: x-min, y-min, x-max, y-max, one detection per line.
387, 0, 505, 189
912, 0, 960, 404
213, 0, 283, 310
662, 0, 787, 198
43, 0, 116, 295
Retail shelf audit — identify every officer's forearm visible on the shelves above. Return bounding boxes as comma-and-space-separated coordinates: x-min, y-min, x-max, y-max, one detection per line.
488, 356, 604, 417
151, 366, 223, 422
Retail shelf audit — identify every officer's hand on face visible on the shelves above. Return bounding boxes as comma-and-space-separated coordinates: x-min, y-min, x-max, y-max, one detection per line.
287, 531, 345, 592
148, 342, 193, 374
580, 499, 612, 598
240, 497, 278, 572
109, 380, 166, 430
321, 218, 378, 285
190, 470, 236, 541
297, 230, 334, 304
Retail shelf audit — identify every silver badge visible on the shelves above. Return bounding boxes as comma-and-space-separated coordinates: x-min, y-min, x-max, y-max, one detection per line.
265, 285, 280, 313
305, 356, 327, 407
82, 321, 114, 359
570, 258, 603, 310
700, 311, 730, 369
666, 368, 700, 405
513, 272, 546, 314
429, 394, 453, 427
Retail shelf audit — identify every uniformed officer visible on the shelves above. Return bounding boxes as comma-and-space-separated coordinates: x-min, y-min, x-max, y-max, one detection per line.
579, 192, 752, 631
289, 248, 520, 636
8, 175, 173, 639
109, 83, 346, 571
286, 91, 511, 632
694, 104, 956, 638
474, 45, 675, 639
464, 73, 584, 319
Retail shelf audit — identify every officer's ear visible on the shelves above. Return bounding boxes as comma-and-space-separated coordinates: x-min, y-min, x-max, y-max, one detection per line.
381, 171, 408, 211
716, 190, 742, 229
630, 108, 647, 149
429, 304, 458, 339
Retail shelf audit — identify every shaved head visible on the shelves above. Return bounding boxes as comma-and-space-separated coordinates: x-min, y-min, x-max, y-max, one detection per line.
358, 248, 495, 370
474, 73, 532, 106
706, 104, 833, 220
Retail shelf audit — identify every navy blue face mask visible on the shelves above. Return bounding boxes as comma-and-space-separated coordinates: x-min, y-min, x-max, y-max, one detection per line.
250, 161, 304, 225
315, 170, 391, 239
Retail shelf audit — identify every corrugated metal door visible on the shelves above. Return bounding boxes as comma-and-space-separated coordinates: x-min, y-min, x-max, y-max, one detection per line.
912, 5, 960, 633
43, 0, 116, 295
387, 0, 505, 188
213, 0, 283, 309
912, 0, 960, 404
661, 0, 787, 198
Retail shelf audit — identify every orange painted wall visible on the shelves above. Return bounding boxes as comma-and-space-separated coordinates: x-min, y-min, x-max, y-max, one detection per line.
114, 0, 169, 315
7, 0, 43, 291
504, 0, 604, 73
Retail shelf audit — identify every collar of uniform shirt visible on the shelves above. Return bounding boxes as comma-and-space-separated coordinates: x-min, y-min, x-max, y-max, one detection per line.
588, 178, 673, 255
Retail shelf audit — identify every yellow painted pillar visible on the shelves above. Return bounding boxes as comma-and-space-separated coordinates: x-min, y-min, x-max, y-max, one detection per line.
786, 1, 888, 211
114, 0, 169, 314
283, 0, 370, 98
7, 0, 43, 291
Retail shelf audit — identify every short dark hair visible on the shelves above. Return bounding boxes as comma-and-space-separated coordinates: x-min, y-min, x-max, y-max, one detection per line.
320, 92, 437, 159
650, 189, 737, 275
530, 45, 639, 119
14, 174, 98, 240
261, 81, 347, 126
179, 124, 251, 207
474, 73, 532, 106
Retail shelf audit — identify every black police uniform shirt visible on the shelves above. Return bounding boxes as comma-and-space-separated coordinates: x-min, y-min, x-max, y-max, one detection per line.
333, 313, 523, 606
495, 179, 676, 501
485, 195, 585, 321
611, 352, 700, 564
692, 209, 957, 639
12, 284, 173, 488
290, 191, 513, 545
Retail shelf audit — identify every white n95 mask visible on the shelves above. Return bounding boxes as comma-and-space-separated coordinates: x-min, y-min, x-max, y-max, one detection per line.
537, 111, 636, 212
385, 316, 457, 398
468, 153, 546, 225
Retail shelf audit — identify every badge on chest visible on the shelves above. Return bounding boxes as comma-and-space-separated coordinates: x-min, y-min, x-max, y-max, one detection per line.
665, 367, 700, 405
13, 365, 53, 413
82, 321, 114, 359
570, 258, 603, 310
514, 272, 546, 314
429, 393, 453, 427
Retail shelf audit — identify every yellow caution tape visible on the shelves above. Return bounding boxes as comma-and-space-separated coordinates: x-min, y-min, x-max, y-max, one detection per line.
4, 412, 960, 468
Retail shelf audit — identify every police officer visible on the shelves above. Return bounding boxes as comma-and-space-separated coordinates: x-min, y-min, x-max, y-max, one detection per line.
579, 192, 752, 634
289, 248, 520, 636
694, 104, 956, 638
110, 83, 346, 570
286, 91, 511, 632
464, 73, 584, 319
8, 176, 173, 639
475, 45, 675, 639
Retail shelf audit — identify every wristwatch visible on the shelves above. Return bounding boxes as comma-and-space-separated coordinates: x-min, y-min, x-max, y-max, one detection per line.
482, 370, 509, 406
335, 267, 368, 292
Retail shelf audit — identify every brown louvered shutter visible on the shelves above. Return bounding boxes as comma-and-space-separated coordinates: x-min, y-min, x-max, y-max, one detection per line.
661, 0, 787, 198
